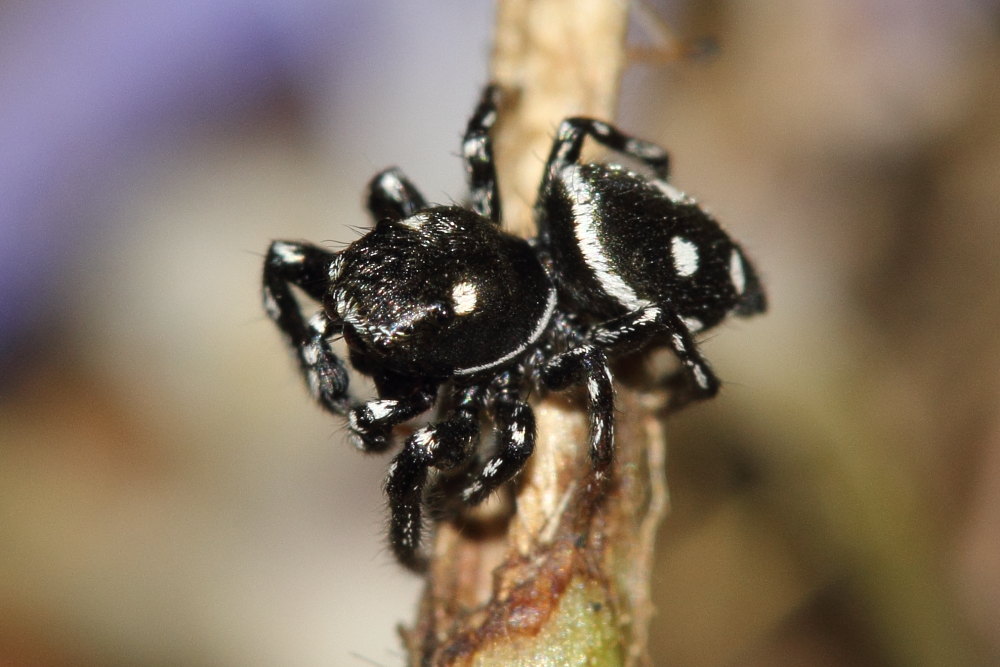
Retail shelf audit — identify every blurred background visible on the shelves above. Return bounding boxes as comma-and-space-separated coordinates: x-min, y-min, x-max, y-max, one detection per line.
1, 0, 998, 664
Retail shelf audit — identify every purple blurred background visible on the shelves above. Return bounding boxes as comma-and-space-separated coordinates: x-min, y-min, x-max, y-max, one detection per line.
2, 0, 999, 664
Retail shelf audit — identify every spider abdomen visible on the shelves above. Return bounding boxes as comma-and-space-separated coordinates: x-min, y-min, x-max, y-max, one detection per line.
543, 162, 765, 333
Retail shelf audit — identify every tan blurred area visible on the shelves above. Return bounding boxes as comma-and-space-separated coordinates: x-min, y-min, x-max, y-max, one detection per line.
2, 1, 999, 665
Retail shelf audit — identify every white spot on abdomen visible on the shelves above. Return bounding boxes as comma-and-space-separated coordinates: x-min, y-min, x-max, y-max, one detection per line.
671, 237, 699, 277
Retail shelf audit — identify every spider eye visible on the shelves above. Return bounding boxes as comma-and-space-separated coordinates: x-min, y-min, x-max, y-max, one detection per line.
450, 280, 479, 316
426, 301, 452, 323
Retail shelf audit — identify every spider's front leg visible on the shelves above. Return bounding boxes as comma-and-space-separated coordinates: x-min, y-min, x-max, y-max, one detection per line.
385, 385, 484, 571
263, 241, 352, 416
346, 380, 438, 453
459, 371, 537, 505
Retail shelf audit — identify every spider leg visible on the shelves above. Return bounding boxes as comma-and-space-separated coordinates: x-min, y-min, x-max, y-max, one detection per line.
347, 381, 439, 453
299, 310, 353, 415
587, 303, 721, 410
462, 85, 501, 224
459, 371, 537, 505
540, 117, 671, 188
366, 166, 428, 222
540, 345, 615, 468
264, 241, 353, 415
385, 385, 484, 571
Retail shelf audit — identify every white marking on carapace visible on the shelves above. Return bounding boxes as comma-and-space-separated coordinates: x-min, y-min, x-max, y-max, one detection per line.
671, 333, 686, 353
451, 281, 478, 315
729, 248, 746, 295
454, 284, 558, 376
399, 212, 429, 230
671, 236, 699, 277
328, 255, 343, 281
563, 165, 647, 310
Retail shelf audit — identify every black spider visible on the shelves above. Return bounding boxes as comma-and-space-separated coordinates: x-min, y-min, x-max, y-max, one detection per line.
263, 86, 765, 571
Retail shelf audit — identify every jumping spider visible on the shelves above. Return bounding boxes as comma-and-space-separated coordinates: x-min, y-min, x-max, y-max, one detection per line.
263, 86, 765, 571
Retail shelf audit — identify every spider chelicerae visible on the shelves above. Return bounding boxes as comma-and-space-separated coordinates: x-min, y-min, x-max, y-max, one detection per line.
263, 85, 765, 571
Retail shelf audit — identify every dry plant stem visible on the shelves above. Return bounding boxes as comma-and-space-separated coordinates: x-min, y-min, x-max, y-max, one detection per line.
405, 2, 669, 664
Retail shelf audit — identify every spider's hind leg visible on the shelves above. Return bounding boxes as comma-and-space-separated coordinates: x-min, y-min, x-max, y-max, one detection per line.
548, 303, 721, 416
541, 117, 671, 186
540, 344, 615, 468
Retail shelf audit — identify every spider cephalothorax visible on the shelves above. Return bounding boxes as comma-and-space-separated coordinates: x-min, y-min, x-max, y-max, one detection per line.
263, 86, 765, 571
330, 206, 556, 378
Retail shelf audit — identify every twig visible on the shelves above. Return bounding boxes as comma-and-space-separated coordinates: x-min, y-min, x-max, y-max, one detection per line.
403, 2, 669, 664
